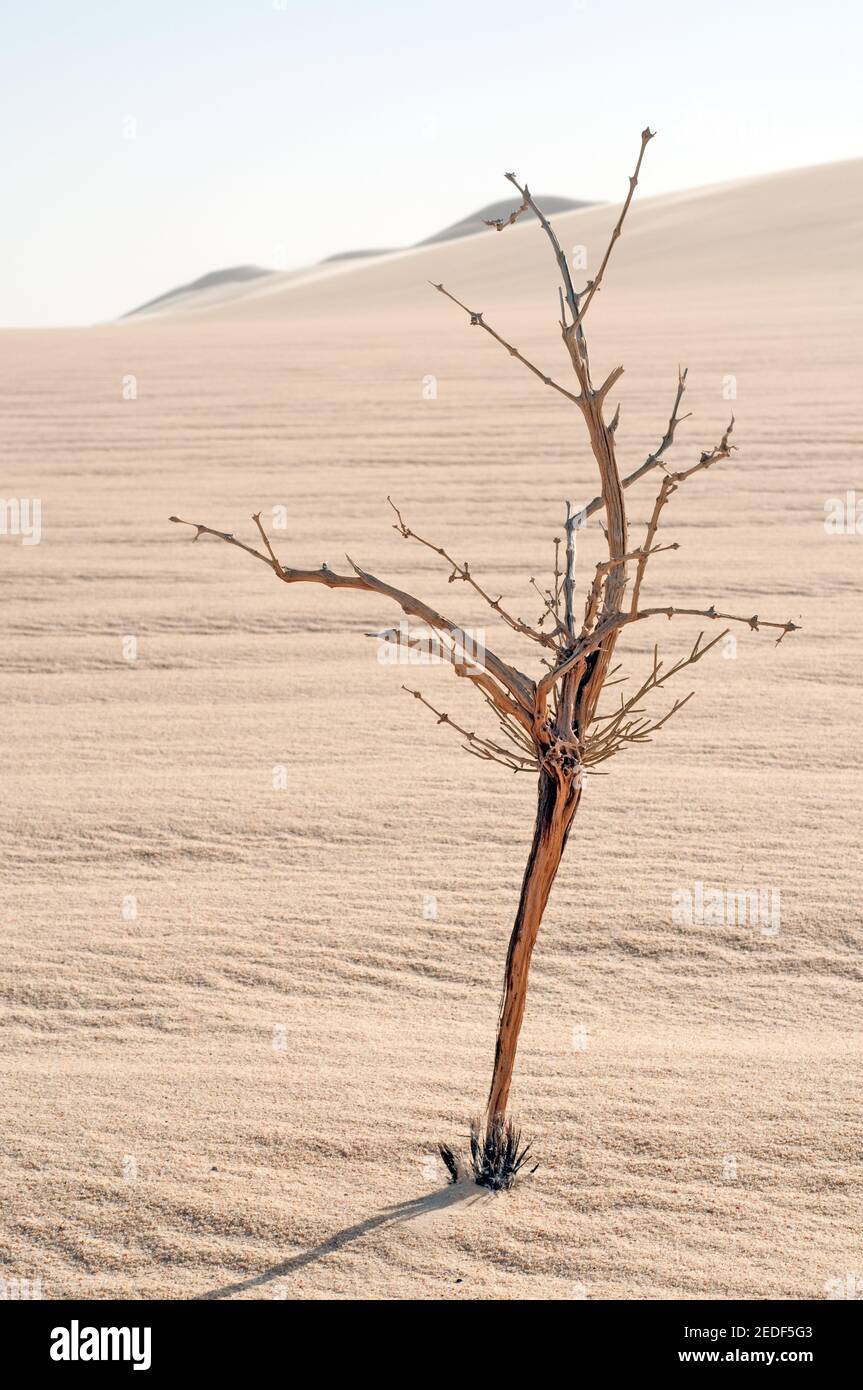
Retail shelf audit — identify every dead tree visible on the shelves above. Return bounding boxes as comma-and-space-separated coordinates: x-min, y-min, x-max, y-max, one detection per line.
171, 130, 798, 1190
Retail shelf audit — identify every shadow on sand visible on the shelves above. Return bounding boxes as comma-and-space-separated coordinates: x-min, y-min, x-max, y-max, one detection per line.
197, 1183, 484, 1300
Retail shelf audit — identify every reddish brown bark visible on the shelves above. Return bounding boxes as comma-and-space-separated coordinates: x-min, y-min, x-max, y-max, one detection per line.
487, 769, 581, 1123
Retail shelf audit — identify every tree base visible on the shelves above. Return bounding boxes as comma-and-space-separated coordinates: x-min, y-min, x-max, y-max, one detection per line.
439, 1117, 538, 1192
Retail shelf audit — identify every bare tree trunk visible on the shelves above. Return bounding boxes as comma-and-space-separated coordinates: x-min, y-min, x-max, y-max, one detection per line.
487, 768, 581, 1123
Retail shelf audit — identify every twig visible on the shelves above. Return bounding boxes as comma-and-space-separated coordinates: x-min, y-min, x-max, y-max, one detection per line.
581, 543, 678, 638
484, 194, 530, 232
571, 128, 655, 331
502, 175, 580, 322
403, 687, 537, 773
563, 502, 576, 635
583, 631, 725, 763
541, 602, 799, 699
430, 283, 582, 406
252, 511, 285, 577
387, 497, 560, 650
629, 418, 735, 614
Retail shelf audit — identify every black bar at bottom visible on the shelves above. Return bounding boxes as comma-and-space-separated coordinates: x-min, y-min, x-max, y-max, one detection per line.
3, 1297, 856, 1375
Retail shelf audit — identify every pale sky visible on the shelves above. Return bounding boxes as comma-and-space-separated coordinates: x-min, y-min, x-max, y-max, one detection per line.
1, 0, 859, 327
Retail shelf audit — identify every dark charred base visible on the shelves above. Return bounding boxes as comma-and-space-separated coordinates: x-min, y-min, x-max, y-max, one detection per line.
439, 1117, 538, 1191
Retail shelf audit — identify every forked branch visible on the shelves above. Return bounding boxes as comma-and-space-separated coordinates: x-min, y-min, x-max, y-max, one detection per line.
169, 514, 536, 724
542, 600, 799, 701
629, 417, 735, 614
387, 497, 559, 650
584, 630, 725, 765
403, 686, 538, 773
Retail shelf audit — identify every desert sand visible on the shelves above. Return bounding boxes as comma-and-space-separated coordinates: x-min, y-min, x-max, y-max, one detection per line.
1, 157, 860, 1300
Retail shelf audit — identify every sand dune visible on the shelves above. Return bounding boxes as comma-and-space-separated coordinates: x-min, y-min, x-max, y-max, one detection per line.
130, 159, 857, 323
126, 193, 590, 321
123, 265, 276, 320
1, 157, 860, 1300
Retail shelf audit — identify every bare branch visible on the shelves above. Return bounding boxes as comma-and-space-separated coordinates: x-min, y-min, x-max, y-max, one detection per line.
170, 513, 536, 718
630, 417, 735, 614
484, 194, 530, 232
563, 503, 576, 636
502, 175, 580, 321
590, 632, 721, 728
584, 689, 695, 765
676, 416, 736, 482
596, 364, 625, 402
580, 365, 692, 522
571, 128, 655, 330
402, 686, 537, 773
387, 497, 559, 650
541, 601, 799, 700
477, 684, 540, 758
583, 630, 725, 764
252, 510, 285, 577
529, 576, 570, 641
169, 515, 275, 570
430, 283, 582, 405
581, 542, 679, 639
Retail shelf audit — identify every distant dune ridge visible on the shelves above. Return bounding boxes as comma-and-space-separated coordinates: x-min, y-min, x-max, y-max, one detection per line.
1, 156, 860, 1300
123, 193, 591, 319
123, 265, 273, 319
415, 192, 589, 245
